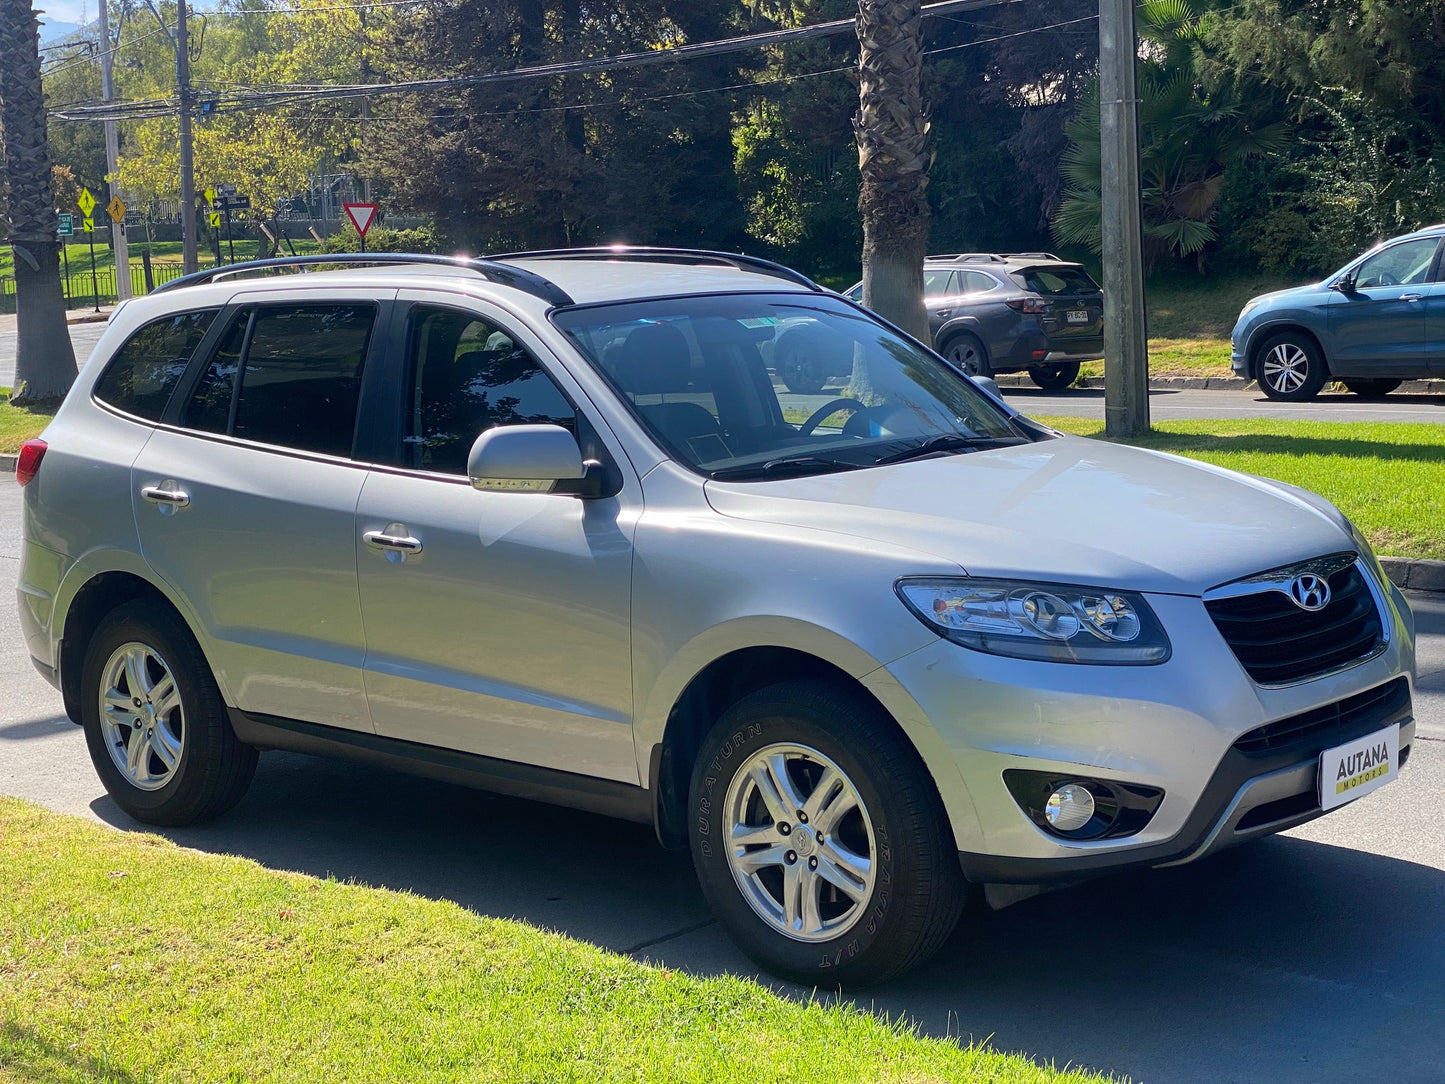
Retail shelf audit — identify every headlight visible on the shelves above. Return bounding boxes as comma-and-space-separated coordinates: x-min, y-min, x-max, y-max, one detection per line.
896, 577, 1172, 665
1238, 297, 1264, 321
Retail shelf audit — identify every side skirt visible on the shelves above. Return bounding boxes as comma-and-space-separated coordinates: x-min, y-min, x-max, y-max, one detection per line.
228, 708, 654, 826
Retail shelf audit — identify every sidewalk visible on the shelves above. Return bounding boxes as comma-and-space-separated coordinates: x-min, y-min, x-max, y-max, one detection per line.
0, 305, 116, 335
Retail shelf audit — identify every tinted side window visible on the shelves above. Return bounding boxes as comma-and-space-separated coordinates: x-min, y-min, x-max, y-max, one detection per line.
1355, 238, 1440, 288
923, 270, 956, 297
1020, 268, 1099, 295
180, 305, 374, 456
93, 310, 217, 421
405, 308, 576, 475
962, 271, 1000, 293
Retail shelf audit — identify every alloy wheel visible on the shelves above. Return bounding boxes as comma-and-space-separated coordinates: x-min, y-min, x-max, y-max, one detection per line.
98, 641, 186, 791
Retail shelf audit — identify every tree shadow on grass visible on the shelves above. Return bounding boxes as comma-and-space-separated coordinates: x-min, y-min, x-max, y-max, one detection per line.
0, 1020, 148, 1084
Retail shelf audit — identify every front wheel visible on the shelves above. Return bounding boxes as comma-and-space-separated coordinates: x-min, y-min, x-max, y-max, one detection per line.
80, 600, 257, 826
1257, 333, 1328, 401
1029, 361, 1081, 390
1341, 378, 1402, 399
689, 681, 965, 987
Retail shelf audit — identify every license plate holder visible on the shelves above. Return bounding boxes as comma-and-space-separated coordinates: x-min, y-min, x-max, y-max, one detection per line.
1319, 725, 1399, 811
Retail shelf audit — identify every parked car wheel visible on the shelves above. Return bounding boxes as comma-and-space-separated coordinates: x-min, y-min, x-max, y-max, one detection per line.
689, 680, 966, 988
80, 600, 258, 826
941, 332, 989, 377
775, 327, 830, 395
1257, 332, 1328, 401
1341, 378, 1402, 399
1029, 361, 1080, 391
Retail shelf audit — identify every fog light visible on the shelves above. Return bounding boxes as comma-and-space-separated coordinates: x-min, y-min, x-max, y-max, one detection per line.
1044, 784, 1095, 833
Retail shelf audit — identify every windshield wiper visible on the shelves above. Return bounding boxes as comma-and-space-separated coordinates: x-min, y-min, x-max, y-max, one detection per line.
709, 456, 864, 481
872, 433, 1025, 466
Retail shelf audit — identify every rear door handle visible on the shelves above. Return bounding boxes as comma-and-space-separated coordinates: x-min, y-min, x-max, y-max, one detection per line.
141, 484, 190, 509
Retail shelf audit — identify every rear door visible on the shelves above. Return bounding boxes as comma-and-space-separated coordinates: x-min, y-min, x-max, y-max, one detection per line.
1015, 264, 1103, 352
134, 290, 390, 732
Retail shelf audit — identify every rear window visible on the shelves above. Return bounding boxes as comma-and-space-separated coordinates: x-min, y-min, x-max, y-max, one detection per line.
1017, 268, 1099, 295
93, 310, 217, 421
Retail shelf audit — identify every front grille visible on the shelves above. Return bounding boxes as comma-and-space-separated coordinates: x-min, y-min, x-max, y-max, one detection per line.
1205, 559, 1384, 685
1233, 676, 1410, 756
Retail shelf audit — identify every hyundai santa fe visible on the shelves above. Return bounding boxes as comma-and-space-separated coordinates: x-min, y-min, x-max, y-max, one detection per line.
15, 248, 1416, 987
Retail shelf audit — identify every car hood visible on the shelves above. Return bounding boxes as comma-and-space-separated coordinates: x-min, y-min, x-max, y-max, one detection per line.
702, 436, 1354, 596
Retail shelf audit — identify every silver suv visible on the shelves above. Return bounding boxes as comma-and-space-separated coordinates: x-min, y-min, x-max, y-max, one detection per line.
16, 249, 1416, 987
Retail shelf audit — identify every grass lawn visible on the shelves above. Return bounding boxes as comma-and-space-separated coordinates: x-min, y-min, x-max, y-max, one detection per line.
0, 797, 1109, 1084
0, 390, 58, 455
1038, 416, 1445, 561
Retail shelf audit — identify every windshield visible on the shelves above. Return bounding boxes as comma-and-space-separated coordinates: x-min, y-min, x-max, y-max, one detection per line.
552, 293, 1028, 481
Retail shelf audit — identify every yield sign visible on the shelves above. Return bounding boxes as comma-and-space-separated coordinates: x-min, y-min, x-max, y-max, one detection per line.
343, 202, 379, 237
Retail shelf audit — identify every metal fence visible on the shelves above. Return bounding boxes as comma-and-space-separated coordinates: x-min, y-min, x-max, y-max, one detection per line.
0, 260, 214, 315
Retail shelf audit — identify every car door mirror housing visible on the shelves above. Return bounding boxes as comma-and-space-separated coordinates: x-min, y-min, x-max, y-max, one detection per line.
1332, 273, 1358, 294
467, 424, 595, 495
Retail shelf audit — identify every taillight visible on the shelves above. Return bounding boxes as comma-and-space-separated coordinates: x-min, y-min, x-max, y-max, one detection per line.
16, 439, 47, 487
1006, 297, 1046, 314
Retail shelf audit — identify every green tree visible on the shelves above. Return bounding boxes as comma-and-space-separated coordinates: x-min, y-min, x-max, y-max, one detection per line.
1, 1, 77, 403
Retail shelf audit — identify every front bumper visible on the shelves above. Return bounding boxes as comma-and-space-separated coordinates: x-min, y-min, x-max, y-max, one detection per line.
865, 583, 1416, 884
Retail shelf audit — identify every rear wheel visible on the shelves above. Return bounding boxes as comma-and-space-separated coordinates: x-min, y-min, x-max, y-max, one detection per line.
1341, 378, 1402, 399
1257, 332, 1328, 401
942, 333, 989, 377
689, 681, 965, 988
1029, 361, 1081, 390
80, 600, 257, 826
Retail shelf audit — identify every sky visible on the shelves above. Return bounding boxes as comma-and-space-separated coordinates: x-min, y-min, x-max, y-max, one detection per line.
35, 0, 90, 25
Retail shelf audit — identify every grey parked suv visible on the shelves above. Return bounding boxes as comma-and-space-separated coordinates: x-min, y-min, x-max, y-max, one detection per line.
837, 253, 1104, 391
17, 249, 1415, 987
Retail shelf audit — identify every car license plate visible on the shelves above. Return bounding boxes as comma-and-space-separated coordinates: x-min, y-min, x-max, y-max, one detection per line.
1319, 725, 1399, 811
1066, 309, 1090, 324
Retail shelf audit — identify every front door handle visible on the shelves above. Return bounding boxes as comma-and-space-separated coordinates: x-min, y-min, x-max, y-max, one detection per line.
363, 526, 423, 562
1401, 293, 1423, 302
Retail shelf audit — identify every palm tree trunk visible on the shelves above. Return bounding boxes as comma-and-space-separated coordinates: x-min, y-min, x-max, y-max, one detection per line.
1, 0, 78, 404
854, 0, 930, 346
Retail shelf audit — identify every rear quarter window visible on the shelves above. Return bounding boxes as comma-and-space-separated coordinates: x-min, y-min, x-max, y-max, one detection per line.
92, 309, 218, 421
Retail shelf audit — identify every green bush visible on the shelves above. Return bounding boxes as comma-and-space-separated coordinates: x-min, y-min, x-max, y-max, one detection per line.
322, 224, 442, 255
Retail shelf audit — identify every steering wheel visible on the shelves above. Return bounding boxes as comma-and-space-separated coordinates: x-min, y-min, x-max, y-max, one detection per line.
799, 397, 868, 434
1376, 272, 1399, 287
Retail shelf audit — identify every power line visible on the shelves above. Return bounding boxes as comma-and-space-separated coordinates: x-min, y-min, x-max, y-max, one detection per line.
52, 0, 1025, 122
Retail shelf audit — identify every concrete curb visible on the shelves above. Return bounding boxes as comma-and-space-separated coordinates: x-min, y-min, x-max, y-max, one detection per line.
992, 373, 1445, 394
1377, 557, 1445, 593
0, 454, 14, 472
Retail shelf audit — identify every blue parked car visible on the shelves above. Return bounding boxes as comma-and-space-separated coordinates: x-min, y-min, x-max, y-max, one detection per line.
1232, 225, 1445, 400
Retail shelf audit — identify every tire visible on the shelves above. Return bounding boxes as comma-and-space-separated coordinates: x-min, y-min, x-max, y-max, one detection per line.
1341, 378, 1402, 399
1256, 332, 1328, 401
688, 680, 965, 988
942, 333, 989, 377
80, 599, 258, 826
1029, 361, 1081, 391
775, 328, 829, 395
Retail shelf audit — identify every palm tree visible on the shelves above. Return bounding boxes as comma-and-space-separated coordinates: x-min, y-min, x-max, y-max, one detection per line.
1, 0, 78, 404
854, 0, 930, 343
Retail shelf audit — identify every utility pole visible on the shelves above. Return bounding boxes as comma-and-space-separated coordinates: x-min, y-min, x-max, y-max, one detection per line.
177, 0, 198, 273
97, 0, 132, 299
1099, 0, 1149, 437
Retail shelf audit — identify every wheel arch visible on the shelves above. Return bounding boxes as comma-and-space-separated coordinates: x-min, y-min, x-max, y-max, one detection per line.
934, 319, 986, 354
1247, 322, 1329, 381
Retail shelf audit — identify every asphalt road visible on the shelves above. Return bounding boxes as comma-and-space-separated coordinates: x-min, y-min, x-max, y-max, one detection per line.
0, 317, 109, 390
3, 488, 1444, 1080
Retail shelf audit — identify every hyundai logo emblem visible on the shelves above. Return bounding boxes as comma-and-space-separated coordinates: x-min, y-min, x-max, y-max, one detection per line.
1289, 573, 1332, 611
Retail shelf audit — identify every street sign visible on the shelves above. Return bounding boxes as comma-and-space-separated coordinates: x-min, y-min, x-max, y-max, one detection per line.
106, 196, 127, 224
76, 188, 96, 216
344, 202, 379, 237
57, 213, 74, 237
204, 187, 218, 207
219, 182, 238, 196
216, 195, 250, 211
209, 211, 222, 228
81, 216, 94, 233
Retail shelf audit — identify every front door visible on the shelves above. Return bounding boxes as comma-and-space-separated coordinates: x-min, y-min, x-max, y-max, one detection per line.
1329, 237, 1439, 377
355, 299, 639, 782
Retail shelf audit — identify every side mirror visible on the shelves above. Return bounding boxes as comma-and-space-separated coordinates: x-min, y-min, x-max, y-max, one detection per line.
1332, 274, 1357, 295
971, 374, 1003, 399
466, 424, 602, 497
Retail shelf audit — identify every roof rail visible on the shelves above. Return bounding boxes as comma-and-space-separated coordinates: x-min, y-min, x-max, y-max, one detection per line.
492, 246, 824, 292
1000, 251, 1063, 261
150, 253, 575, 306
927, 252, 1006, 263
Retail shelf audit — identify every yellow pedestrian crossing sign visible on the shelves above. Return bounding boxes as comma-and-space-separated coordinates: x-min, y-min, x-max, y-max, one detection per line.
77, 188, 96, 216
106, 196, 127, 223
81, 215, 94, 233
205, 187, 218, 207
209, 211, 222, 228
